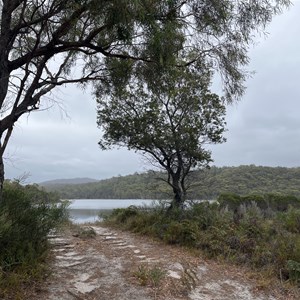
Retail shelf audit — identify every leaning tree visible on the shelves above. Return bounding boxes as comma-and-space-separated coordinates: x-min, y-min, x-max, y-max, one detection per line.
98, 63, 227, 209
0, 0, 290, 195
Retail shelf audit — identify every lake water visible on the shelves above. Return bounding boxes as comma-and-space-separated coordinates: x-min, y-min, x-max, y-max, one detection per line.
68, 199, 158, 223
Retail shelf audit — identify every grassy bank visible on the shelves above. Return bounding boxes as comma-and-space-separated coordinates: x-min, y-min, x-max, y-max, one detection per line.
103, 194, 300, 287
0, 181, 68, 299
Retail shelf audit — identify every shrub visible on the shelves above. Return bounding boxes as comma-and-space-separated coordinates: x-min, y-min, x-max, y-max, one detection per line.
163, 220, 199, 246
0, 181, 68, 298
278, 208, 300, 233
264, 194, 300, 212
218, 193, 300, 213
188, 202, 220, 230
109, 205, 139, 223
241, 195, 268, 210
217, 193, 241, 210
134, 264, 166, 289
286, 260, 300, 284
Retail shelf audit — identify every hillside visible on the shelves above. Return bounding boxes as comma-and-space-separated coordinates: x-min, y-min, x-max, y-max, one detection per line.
40, 177, 99, 186
41, 165, 300, 199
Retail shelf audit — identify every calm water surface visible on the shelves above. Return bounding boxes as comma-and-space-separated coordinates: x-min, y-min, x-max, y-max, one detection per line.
68, 199, 157, 223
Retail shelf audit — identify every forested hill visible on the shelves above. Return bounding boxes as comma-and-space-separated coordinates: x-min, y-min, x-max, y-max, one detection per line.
42, 165, 300, 200
40, 177, 99, 186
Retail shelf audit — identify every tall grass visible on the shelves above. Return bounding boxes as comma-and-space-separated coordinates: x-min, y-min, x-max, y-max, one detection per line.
0, 181, 68, 299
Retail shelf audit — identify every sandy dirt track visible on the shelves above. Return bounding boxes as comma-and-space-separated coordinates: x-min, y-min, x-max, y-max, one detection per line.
31, 224, 298, 300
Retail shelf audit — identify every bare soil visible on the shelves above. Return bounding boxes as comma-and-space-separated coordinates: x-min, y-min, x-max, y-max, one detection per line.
31, 224, 299, 300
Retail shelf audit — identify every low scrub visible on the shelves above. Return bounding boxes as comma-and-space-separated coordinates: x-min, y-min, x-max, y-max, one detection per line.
218, 192, 300, 212
134, 264, 166, 287
0, 181, 68, 299
104, 196, 300, 286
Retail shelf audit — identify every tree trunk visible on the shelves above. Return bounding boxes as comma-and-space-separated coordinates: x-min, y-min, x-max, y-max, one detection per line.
0, 153, 4, 202
170, 176, 185, 210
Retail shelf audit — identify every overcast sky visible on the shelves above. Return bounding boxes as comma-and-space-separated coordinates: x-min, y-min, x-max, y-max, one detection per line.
5, 2, 300, 184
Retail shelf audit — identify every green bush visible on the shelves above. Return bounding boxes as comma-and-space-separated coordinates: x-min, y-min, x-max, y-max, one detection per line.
0, 181, 68, 298
218, 193, 300, 212
163, 220, 199, 246
241, 195, 268, 210
278, 208, 300, 233
109, 205, 139, 223
265, 194, 300, 212
188, 202, 220, 230
286, 260, 300, 284
217, 193, 241, 210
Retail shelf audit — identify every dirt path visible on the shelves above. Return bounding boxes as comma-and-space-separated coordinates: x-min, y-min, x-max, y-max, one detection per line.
33, 224, 297, 300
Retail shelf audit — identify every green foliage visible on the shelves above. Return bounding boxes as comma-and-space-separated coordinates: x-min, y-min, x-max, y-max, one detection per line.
43, 166, 300, 200
163, 220, 199, 246
134, 264, 149, 286
134, 264, 166, 288
109, 205, 139, 223
217, 193, 242, 210
0, 181, 68, 299
44, 172, 162, 199
265, 194, 300, 211
98, 61, 227, 209
278, 208, 300, 233
218, 192, 300, 212
286, 260, 300, 284
0, 0, 289, 153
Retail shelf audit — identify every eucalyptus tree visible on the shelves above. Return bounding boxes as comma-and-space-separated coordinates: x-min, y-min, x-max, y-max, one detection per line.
98, 63, 226, 209
0, 0, 290, 194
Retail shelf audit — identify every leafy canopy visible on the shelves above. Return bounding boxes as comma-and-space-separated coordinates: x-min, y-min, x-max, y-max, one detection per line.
0, 0, 290, 132
98, 62, 226, 206
98, 63, 226, 164
0, 0, 291, 185
95, 0, 292, 205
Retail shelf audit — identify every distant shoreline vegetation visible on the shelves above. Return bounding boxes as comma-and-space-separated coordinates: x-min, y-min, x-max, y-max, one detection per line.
40, 165, 300, 200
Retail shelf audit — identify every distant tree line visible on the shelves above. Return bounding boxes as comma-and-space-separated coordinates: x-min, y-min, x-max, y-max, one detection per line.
42, 165, 300, 200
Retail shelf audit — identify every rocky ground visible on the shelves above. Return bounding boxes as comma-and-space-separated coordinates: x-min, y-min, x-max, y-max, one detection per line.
31, 224, 298, 300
